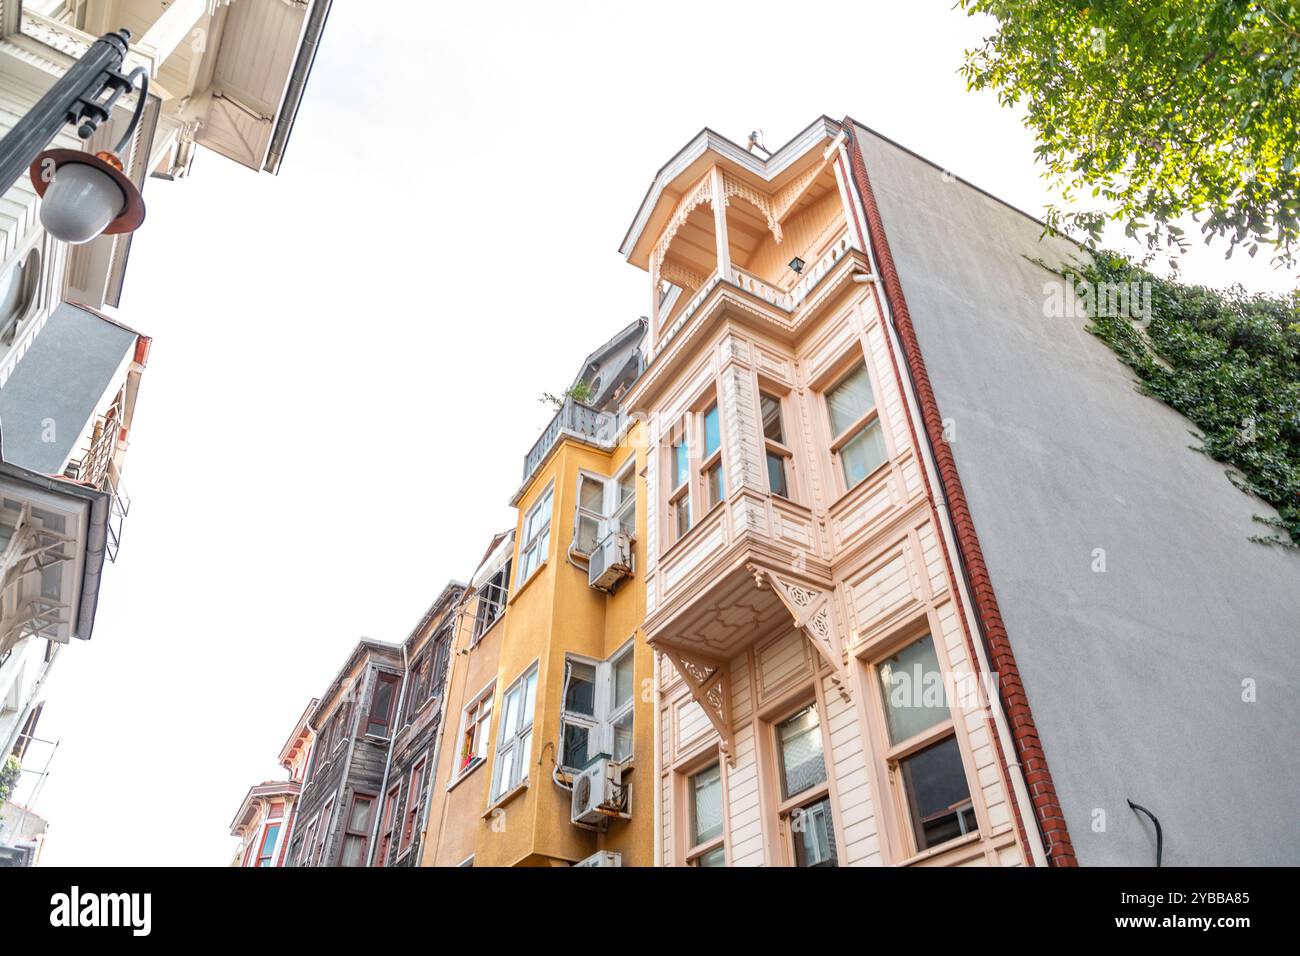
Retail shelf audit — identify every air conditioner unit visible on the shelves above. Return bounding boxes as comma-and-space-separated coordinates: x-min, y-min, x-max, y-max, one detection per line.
573, 850, 621, 868
570, 758, 629, 827
588, 532, 632, 591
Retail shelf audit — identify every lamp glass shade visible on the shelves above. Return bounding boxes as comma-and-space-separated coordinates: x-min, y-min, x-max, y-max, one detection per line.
39, 162, 127, 244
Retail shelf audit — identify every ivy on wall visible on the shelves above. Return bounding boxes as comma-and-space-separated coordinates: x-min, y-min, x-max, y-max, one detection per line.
1061, 251, 1300, 547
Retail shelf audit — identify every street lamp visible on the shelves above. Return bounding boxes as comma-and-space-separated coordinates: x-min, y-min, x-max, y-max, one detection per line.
0, 28, 147, 245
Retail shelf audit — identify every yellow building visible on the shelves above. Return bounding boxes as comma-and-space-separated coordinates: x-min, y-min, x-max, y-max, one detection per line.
422, 319, 653, 867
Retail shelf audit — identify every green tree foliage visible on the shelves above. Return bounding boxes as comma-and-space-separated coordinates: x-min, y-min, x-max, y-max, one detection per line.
960, 1, 1300, 267
0, 754, 20, 806
1063, 250, 1300, 544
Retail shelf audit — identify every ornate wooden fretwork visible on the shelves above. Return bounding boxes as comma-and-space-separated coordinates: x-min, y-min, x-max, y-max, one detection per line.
658, 260, 707, 292
749, 565, 851, 700
651, 173, 715, 286
661, 646, 735, 766
720, 171, 782, 245
772, 157, 832, 223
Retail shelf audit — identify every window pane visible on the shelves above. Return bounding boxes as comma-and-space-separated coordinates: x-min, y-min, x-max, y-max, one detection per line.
777, 706, 827, 799
612, 710, 633, 762
617, 470, 635, 505
691, 764, 723, 845
760, 393, 784, 443
826, 362, 874, 436
368, 679, 394, 734
349, 797, 373, 831
339, 834, 366, 867
792, 797, 838, 867
259, 824, 280, 864
613, 653, 634, 709
675, 497, 691, 538
522, 671, 537, 727
496, 746, 515, 798
877, 634, 949, 745
766, 451, 789, 498
565, 662, 596, 715
703, 404, 720, 457
578, 475, 604, 514
898, 735, 977, 850
696, 845, 726, 867
706, 461, 724, 507
839, 418, 887, 486
618, 502, 635, 536
672, 440, 689, 489
575, 515, 601, 555
502, 685, 520, 737
518, 730, 532, 778
562, 722, 590, 769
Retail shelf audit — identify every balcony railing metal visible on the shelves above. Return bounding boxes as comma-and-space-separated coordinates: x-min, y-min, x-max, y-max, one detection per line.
522, 397, 622, 484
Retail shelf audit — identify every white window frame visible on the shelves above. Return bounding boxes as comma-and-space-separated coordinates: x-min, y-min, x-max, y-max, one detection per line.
822, 358, 888, 492
490, 662, 539, 802
517, 485, 553, 586
454, 679, 496, 780
685, 761, 727, 867
559, 641, 635, 771
569, 460, 637, 562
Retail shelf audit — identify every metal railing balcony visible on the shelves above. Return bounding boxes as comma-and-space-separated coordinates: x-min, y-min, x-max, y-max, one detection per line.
522, 397, 622, 483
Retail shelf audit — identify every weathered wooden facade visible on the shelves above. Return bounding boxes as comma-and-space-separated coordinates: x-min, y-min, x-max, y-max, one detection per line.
286, 641, 403, 867
370, 582, 466, 867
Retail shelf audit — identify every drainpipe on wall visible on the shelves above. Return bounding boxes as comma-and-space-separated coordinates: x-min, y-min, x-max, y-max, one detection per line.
831, 131, 1050, 868
323, 665, 374, 867
652, 648, 663, 867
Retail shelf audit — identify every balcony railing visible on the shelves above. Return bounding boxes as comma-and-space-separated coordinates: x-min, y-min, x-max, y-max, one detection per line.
658, 232, 857, 357
522, 397, 622, 483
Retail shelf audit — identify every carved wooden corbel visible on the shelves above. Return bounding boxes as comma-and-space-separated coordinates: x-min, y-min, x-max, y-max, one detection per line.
660, 646, 735, 766
748, 564, 852, 701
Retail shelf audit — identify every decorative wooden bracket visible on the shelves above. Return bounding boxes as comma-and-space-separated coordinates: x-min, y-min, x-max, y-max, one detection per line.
660, 646, 736, 767
749, 564, 851, 701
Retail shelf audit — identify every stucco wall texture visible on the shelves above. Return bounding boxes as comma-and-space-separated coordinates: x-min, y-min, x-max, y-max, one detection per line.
853, 123, 1300, 866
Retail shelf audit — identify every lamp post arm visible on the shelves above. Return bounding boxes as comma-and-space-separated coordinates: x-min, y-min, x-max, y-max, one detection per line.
0, 29, 133, 198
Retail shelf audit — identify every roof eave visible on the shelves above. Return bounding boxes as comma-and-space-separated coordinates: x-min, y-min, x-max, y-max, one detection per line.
618, 116, 841, 265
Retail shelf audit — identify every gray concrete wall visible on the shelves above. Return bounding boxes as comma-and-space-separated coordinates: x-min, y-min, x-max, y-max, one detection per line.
854, 122, 1300, 866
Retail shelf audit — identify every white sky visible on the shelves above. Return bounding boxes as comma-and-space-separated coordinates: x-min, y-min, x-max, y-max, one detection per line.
22, 0, 1295, 866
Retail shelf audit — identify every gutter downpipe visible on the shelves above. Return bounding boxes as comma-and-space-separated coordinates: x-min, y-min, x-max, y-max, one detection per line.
831, 130, 1050, 868
365, 642, 410, 867
652, 647, 664, 867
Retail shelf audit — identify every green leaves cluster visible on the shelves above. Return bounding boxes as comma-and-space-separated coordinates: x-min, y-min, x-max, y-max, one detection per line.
1065, 250, 1300, 544
0, 754, 19, 806
960, 1, 1300, 267
539, 380, 598, 410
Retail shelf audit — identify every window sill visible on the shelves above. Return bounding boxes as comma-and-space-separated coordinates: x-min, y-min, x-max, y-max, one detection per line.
470, 614, 505, 647
827, 458, 892, 514
897, 829, 982, 867
447, 757, 486, 793
660, 499, 726, 563
483, 779, 529, 816
507, 561, 547, 606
